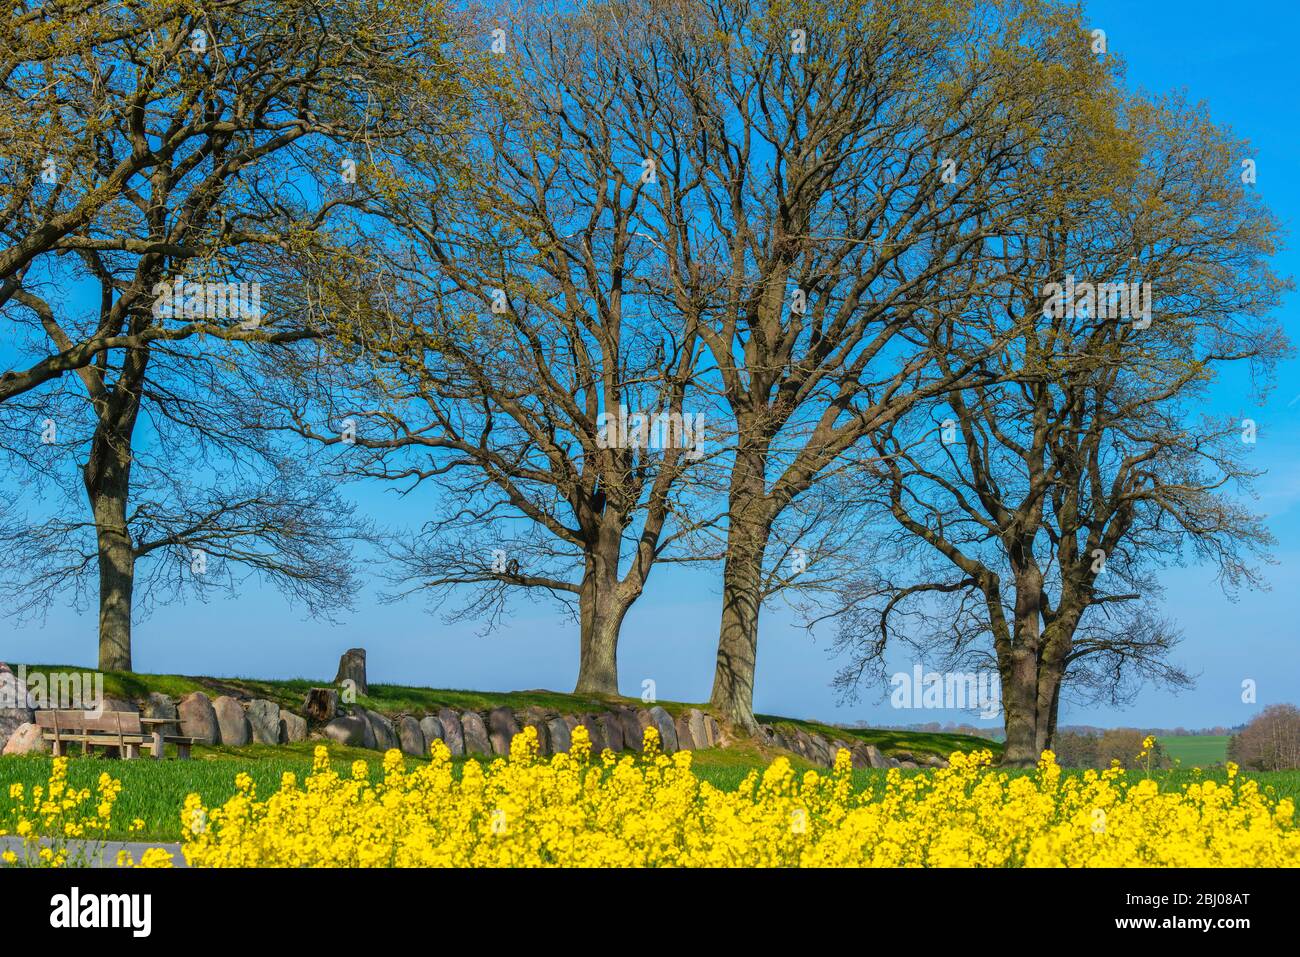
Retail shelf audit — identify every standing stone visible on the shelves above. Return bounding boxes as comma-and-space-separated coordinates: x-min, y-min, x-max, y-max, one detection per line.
577, 714, 605, 753
849, 744, 872, 769
323, 715, 374, 748
703, 715, 722, 748
808, 735, 832, 766
647, 706, 678, 753
619, 709, 646, 753
396, 715, 427, 757
245, 696, 284, 743
177, 692, 219, 745
545, 716, 571, 754
419, 715, 445, 747
519, 708, 551, 755
674, 713, 696, 750
460, 711, 491, 756
212, 696, 251, 746
864, 744, 890, 769
436, 708, 465, 757
1, 722, 44, 755
790, 727, 814, 759
303, 688, 339, 724
683, 709, 710, 750
246, 699, 281, 745
333, 648, 367, 696
280, 711, 308, 743
144, 692, 178, 727
0, 664, 34, 752
358, 707, 398, 750
100, 696, 139, 715
488, 707, 520, 756
597, 712, 624, 753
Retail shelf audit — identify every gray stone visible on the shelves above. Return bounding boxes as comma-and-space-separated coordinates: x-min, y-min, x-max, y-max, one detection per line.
863, 745, 890, 769
280, 711, 308, 743
323, 715, 373, 749
703, 715, 722, 748
519, 709, 551, 755
578, 714, 605, 753
177, 692, 219, 745
684, 709, 710, 750
303, 688, 339, 723
488, 707, 519, 755
923, 754, 949, 768
545, 716, 571, 754
898, 760, 919, 769
144, 692, 178, 726
619, 708, 645, 753
419, 715, 445, 746
1, 722, 44, 755
397, 715, 426, 757
647, 706, 678, 753
246, 698, 281, 745
807, 735, 832, 766
597, 712, 624, 752
100, 695, 139, 715
436, 708, 464, 757
358, 707, 398, 750
212, 695, 250, 746
674, 713, 696, 750
460, 711, 491, 756
334, 647, 367, 696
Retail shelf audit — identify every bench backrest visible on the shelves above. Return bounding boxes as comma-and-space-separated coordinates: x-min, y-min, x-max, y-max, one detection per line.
34, 709, 143, 735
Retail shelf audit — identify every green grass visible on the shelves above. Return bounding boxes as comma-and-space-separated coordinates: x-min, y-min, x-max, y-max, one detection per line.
1158, 735, 1231, 767
757, 714, 1003, 759
4, 746, 1296, 844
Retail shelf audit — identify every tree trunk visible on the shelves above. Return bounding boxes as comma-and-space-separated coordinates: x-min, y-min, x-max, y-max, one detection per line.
709, 459, 771, 734
85, 428, 137, 672
1000, 567, 1044, 767
572, 524, 626, 695
83, 350, 147, 673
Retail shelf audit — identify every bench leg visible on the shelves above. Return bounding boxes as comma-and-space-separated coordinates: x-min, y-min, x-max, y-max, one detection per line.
123, 743, 139, 759
177, 742, 191, 760
50, 737, 63, 758
151, 730, 164, 760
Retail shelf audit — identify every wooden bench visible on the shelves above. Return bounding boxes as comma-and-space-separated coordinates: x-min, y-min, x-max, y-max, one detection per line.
35, 710, 196, 760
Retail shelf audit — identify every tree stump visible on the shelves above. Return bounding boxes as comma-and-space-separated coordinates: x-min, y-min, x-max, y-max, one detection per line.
334, 648, 367, 696
303, 687, 340, 723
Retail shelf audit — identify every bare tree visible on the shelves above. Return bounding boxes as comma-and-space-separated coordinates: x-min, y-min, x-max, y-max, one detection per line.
271, 3, 719, 694
832, 90, 1289, 764
0, 0, 486, 669
583, 0, 1121, 731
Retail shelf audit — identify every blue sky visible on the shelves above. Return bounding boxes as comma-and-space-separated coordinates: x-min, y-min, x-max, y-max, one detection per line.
4, 0, 1299, 732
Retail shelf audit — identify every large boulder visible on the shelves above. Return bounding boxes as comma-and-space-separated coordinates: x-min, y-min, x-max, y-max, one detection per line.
487, 707, 519, 756
396, 715, 426, 757
863, 744, 890, 769
619, 709, 645, 753
323, 715, 374, 749
212, 695, 250, 746
460, 711, 491, 756
357, 707, 398, 751
1, 722, 44, 755
419, 715, 445, 746
683, 710, 710, 750
100, 695, 139, 715
303, 688, 339, 724
703, 715, 722, 747
0, 662, 34, 749
176, 692, 219, 745
545, 716, 571, 754
674, 713, 696, 750
597, 712, 624, 752
246, 699, 281, 745
647, 706, 678, 753
578, 714, 605, 753
280, 711, 308, 744
144, 692, 178, 725
436, 708, 465, 757
519, 708, 551, 755
334, 648, 367, 696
